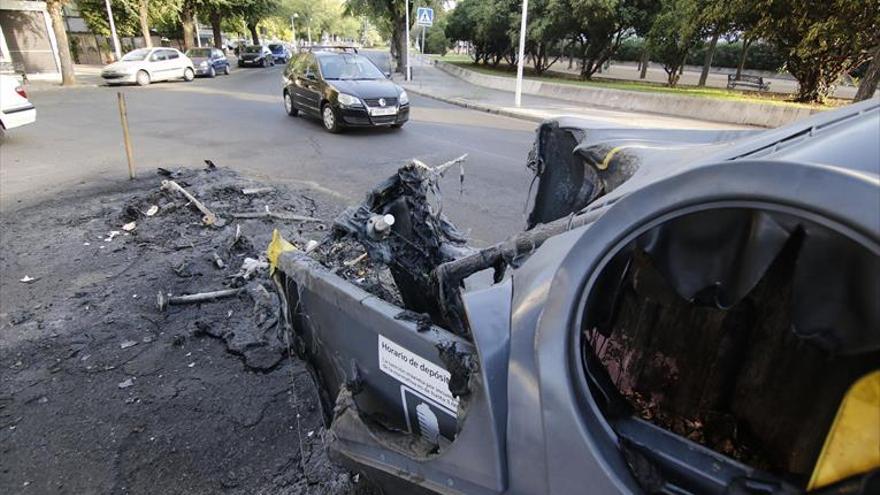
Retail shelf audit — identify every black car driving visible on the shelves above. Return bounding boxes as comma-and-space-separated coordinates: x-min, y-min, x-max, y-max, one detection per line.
238, 45, 274, 67
282, 51, 409, 133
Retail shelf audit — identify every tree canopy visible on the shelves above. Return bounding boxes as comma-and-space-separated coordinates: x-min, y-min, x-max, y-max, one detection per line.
443, 0, 879, 102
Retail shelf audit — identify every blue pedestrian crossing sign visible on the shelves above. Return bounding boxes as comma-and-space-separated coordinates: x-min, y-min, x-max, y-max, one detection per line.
416, 7, 434, 27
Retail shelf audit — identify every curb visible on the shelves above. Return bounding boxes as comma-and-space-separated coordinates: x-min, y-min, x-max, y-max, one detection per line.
26, 83, 100, 93
433, 60, 821, 128
403, 85, 545, 124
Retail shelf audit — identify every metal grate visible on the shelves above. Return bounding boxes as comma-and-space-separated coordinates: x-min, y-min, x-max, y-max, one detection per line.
371, 115, 397, 124
363, 97, 398, 108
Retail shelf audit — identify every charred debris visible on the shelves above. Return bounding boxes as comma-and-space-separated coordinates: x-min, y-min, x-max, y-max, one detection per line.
110, 164, 337, 371
321, 152, 608, 337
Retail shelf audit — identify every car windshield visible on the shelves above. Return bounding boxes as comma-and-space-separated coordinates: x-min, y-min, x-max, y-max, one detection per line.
186, 48, 212, 58
318, 54, 384, 80
121, 49, 150, 62
244, 46, 262, 53
269, 45, 284, 53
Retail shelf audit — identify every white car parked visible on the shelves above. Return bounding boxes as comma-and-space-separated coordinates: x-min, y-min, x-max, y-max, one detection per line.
101, 47, 195, 86
0, 74, 36, 132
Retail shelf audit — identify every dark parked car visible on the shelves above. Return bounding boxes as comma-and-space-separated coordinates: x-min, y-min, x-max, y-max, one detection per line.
185, 47, 230, 77
238, 45, 274, 68
268, 43, 291, 63
282, 51, 409, 133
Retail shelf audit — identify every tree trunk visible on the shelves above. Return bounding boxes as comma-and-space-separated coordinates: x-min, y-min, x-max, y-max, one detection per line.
47, 0, 76, 85
210, 10, 223, 49
735, 37, 752, 80
699, 30, 720, 87
394, 14, 407, 74
389, 31, 399, 63
854, 45, 880, 102
138, 0, 151, 47
792, 66, 831, 103
639, 46, 649, 79
248, 22, 260, 46
568, 40, 574, 69
181, 1, 195, 51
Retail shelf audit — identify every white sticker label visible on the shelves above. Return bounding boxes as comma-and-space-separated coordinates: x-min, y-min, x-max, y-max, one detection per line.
378, 335, 458, 413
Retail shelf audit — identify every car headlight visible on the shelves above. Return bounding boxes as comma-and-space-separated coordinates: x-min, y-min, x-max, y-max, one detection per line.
199, 61, 208, 68
398, 90, 409, 105
337, 93, 361, 107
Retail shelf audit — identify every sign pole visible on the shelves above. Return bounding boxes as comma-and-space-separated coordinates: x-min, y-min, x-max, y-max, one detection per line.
515, 0, 529, 107
405, 0, 410, 81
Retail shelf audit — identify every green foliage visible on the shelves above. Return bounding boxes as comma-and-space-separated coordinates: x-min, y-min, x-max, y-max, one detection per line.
346, 0, 441, 71
648, 0, 703, 86
78, 0, 148, 37
446, 0, 656, 77
563, 0, 644, 79
422, 13, 449, 55
280, 0, 357, 40
523, 0, 569, 73
445, 0, 479, 49
687, 41, 785, 71
77, 0, 358, 48
754, 0, 880, 102
239, 0, 280, 26
444, 0, 517, 65
615, 37, 644, 62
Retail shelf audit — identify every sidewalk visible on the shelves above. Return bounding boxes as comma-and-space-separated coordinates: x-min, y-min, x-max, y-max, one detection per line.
400, 60, 752, 130
23, 65, 104, 91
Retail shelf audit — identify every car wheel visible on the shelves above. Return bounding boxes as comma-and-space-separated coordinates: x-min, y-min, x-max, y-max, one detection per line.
136, 70, 151, 86
322, 104, 341, 133
391, 123, 405, 129
183, 67, 195, 81
284, 90, 299, 117
224, 65, 231, 75
209, 66, 216, 78
238, 61, 243, 68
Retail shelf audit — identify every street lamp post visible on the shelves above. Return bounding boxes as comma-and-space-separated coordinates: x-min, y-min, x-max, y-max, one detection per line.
515, 0, 529, 107
405, 0, 410, 81
290, 14, 298, 51
195, 15, 202, 47
104, 0, 122, 60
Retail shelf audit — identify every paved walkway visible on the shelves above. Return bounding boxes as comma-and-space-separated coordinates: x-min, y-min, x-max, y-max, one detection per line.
399, 59, 751, 130
23, 65, 104, 91
530, 58, 858, 100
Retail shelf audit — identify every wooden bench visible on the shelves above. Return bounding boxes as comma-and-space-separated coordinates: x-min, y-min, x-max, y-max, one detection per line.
727, 73, 770, 91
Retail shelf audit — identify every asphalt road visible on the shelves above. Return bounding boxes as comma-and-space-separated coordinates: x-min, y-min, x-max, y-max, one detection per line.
1, 58, 537, 245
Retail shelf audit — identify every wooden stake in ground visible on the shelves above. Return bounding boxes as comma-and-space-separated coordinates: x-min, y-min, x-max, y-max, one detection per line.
117, 92, 136, 179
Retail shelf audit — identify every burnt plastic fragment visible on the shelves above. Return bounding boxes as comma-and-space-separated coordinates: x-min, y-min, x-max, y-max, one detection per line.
394, 310, 433, 332
436, 341, 479, 398
332, 159, 473, 330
